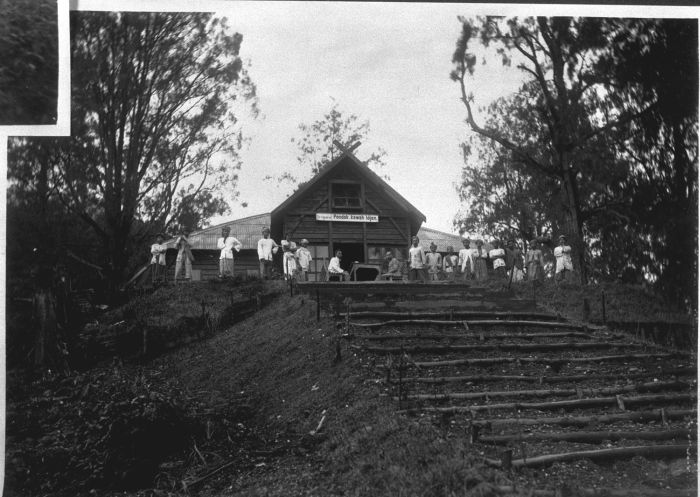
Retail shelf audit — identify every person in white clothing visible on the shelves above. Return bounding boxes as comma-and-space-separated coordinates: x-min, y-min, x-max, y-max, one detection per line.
296, 239, 313, 281
283, 242, 300, 280
257, 227, 279, 280
408, 236, 427, 282
426, 242, 442, 281
150, 233, 167, 284
217, 226, 242, 278
442, 246, 459, 281
489, 239, 507, 279
458, 238, 473, 281
174, 229, 194, 282
328, 250, 349, 281
554, 235, 574, 282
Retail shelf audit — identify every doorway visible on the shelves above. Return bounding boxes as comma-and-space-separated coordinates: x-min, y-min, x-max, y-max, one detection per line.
332, 243, 364, 273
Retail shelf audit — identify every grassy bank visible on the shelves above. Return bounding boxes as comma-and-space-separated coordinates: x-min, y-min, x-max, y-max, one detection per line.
5, 280, 695, 496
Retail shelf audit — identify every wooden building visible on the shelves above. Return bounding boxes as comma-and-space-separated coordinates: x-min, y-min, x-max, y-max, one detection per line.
159, 151, 482, 282
269, 151, 426, 279
164, 213, 269, 281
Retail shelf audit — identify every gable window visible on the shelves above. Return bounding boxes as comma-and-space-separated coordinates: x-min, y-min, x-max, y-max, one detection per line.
332, 183, 362, 209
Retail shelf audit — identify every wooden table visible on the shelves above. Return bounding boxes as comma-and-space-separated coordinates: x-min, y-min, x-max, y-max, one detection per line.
349, 263, 382, 281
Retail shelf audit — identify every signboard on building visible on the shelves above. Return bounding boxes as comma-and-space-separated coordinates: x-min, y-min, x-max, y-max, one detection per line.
316, 212, 379, 223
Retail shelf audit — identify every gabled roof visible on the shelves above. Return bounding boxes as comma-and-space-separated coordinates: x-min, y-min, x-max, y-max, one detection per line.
165, 213, 271, 250
271, 151, 426, 224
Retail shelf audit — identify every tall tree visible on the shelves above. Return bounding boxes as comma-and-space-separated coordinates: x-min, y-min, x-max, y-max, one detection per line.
267, 101, 387, 188
603, 19, 698, 310
8, 12, 258, 288
451, 17, 653, 284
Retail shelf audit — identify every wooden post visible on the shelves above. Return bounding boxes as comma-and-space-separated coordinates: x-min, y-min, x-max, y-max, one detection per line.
316, 289, 320, 321
500, 449, 513, 470
470, 424, 481, 444
601, 290, 607, 324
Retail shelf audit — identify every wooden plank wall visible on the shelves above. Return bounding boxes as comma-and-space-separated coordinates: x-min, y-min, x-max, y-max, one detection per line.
170, 250, 261, 280
282, 166, 410, 247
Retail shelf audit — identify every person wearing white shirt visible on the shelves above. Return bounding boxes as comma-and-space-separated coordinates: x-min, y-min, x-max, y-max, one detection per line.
217, 226, 242, 278
296, 239, 313, 281
328, 250, 349, 281
426, 242, 442, 281
458, 238, 473, 280
489, 240, 507, 279
554, 235, 574, 282
408, 236, 427, 282
442, 246, 459, 281
283, 242, 301, 280
150, 233, 167, 284
257, 227, 279, 280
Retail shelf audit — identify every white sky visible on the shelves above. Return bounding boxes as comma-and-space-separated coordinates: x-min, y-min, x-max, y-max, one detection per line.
68, 2, 700, 234
205, 2, 530, 233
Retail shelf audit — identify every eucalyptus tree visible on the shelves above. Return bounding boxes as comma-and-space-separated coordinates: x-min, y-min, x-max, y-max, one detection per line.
268, 101, 388, 188
8, 11, 258, 287
451, 17, 653, 283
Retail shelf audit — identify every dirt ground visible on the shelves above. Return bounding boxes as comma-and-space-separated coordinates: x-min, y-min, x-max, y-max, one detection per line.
5, 280, 697, 497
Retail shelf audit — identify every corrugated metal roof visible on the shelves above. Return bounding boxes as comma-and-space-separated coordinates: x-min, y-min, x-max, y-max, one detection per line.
166, 212, 479, 254
166, 213, 271, 250
416, 226, 466, 252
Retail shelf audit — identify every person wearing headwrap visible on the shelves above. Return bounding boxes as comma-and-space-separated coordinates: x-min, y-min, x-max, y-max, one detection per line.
554, 235, 574, 283
525, 238, 544, 283
257, 227, 279, 279
442, 245, 459, 281
470, 239, 489, 281
506, 239, 524, 282
458, 238, 473, 280
150, 233, 167, 284
426, 242, 442, 281
217, 226, 242, 278
296, 239, 313, 281
408, 236, 427, 282
174, 228, 195, 282
489, 239, 507, 279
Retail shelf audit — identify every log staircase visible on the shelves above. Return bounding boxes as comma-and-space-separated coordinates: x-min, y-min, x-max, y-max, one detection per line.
300, 281, 698, 497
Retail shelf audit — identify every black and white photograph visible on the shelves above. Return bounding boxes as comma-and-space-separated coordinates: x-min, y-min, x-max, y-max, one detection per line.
0, 0, 58, 125
3, 2, 699, 496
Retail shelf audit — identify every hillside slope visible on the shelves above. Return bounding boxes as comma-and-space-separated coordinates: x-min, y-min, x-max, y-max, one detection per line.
153, 293, 507, 496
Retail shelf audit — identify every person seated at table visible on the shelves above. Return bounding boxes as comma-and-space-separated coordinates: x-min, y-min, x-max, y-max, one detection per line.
380, 251, 403, 280
328, 250, 350, 281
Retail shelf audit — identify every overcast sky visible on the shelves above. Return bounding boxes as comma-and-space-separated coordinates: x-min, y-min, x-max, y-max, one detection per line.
76, 1, 699, 234
206, 2, 531, 233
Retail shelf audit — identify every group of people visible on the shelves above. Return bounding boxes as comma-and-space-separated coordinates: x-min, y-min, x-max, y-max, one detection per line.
257, 228, 314, 281
150, 226, 574, 285
379, 234, 574, 283
150, 226, 242, 283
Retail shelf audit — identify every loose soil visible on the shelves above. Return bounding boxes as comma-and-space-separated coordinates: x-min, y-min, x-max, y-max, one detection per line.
4, 279, 697, 497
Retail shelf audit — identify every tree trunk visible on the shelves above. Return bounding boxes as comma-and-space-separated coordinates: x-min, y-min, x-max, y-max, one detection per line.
33, 288, 57, 367
561, 167, 587, 284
